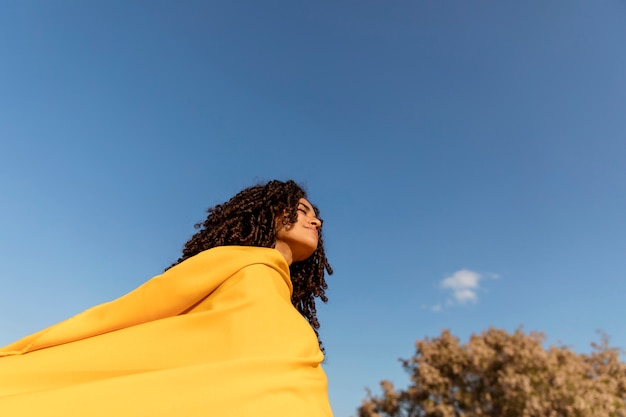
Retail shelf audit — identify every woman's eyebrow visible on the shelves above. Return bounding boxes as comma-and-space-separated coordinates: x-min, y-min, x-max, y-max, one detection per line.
298, 202, 313, 212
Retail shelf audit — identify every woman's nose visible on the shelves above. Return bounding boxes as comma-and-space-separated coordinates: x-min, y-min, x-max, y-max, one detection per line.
309, 217, 322, 229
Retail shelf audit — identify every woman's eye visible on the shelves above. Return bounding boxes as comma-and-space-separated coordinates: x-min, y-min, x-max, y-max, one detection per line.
298, 208, 307, 214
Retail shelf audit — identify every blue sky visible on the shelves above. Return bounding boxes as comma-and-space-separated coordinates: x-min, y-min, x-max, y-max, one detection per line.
1, 1, 625, 415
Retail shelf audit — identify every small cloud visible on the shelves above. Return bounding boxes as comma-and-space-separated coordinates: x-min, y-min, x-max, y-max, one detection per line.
427, 269, 499, 312
440, 269, 482, 305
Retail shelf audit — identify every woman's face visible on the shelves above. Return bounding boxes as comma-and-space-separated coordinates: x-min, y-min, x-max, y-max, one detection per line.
274, 198, 322, 265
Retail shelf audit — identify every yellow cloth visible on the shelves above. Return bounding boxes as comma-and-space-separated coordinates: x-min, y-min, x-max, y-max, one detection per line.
0, 246, 332, 416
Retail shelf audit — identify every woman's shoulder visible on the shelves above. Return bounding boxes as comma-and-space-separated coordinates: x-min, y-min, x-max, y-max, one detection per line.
190, 246, 289, 272
191, 246, 293, 296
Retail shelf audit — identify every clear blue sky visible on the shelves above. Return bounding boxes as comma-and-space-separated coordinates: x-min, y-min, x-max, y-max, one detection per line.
1, 1, 625, 416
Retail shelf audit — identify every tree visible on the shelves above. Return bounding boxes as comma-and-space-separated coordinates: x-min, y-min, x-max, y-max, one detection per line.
359, 328, 626, 417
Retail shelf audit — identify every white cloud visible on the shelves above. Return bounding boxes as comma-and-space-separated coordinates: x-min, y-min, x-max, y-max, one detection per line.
440, 269, 482, 304
427, 269, 500, 312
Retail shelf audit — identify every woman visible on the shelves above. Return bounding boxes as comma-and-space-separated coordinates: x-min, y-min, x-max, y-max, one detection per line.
0, 180, 334, 416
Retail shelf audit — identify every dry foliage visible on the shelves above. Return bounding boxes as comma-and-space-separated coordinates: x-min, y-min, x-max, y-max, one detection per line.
359, 328, 626, 417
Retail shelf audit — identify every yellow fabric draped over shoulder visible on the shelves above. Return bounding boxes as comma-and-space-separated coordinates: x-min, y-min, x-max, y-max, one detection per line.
0, 246, 333, 417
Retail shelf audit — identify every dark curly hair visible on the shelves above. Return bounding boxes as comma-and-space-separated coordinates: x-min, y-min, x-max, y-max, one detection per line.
169, 179, 333, 347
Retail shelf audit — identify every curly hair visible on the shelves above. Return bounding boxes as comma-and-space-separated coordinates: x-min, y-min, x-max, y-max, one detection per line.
169, 179, 333, 347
